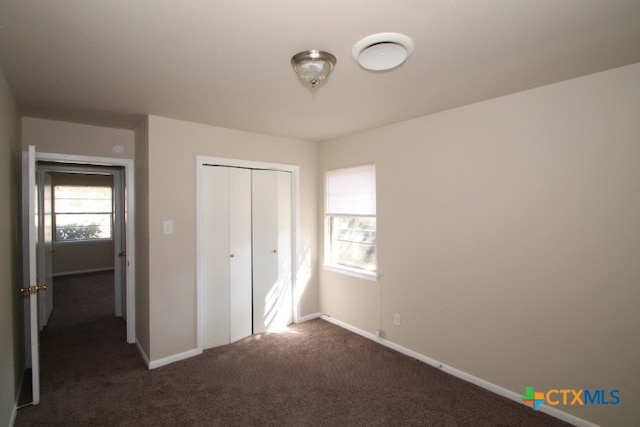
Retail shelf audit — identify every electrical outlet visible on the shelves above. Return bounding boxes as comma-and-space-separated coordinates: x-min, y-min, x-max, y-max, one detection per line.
394, 313, 401, 326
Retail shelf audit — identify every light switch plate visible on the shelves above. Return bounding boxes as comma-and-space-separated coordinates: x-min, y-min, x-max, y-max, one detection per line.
163, 220, 174, 235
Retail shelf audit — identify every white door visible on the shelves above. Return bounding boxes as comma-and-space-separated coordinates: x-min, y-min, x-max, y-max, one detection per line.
228, 168, 252, 342
21, 145, 45, 405
201, 166, 293, 347
113, 168, 126, 318
276, 171, 293, 328
202, 166, 231, 349
201, 166, 252, 348
252, 170, 292, 334
37, 170, 54, 327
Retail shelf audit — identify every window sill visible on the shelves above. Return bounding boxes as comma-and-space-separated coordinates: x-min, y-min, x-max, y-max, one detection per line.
323, 264, 378, 282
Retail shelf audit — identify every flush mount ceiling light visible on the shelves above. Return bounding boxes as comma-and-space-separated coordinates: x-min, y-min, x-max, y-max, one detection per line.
352, 33, 414, 71
291, 50, 337, 90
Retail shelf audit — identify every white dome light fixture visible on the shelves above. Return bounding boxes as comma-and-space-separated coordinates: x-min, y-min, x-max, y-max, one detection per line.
352, 33, 414, 71
291, 50, 337, 90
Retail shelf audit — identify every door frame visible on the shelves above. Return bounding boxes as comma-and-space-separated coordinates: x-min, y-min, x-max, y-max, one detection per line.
35, 151, 136, 343
196, 156, 300, 353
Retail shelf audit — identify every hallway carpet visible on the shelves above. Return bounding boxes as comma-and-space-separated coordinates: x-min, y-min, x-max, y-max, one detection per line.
16, 272, 570, 426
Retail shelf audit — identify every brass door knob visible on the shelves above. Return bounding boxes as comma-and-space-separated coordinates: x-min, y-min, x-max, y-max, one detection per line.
19, 284, 47, 295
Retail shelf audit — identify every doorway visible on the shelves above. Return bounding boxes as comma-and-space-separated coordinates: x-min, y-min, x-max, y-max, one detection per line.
38, 164, 125, 324
20, 149, 135, 408
33, 151, 136, 343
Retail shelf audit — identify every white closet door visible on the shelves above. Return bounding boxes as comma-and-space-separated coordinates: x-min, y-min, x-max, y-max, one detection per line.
252, 170, 292, 334
202, 166, 231, 349
229, 168, 252, 343
276, 171, 293, 327
202, 166, 253, 349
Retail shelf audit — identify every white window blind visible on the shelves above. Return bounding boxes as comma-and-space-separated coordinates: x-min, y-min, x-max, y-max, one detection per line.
326, 164, 376, 216
54, 185, 113, 241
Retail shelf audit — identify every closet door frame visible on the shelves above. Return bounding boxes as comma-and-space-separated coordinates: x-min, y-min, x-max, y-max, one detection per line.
196, 156, 300, 353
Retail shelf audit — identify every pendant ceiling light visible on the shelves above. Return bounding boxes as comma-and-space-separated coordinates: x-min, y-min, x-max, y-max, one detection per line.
291, 50, 337, 90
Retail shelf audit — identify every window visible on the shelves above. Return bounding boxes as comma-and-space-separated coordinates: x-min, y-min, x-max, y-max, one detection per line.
325, 164, 377, 277
54, 185, 113, 242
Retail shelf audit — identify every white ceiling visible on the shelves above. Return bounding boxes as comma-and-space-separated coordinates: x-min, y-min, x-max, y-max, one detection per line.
1, 1, 639, 142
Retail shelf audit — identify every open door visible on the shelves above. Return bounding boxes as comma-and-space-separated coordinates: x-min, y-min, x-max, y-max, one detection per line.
37, 170, 54, 327
113, 168, 126, 318
20, 145, 46, 405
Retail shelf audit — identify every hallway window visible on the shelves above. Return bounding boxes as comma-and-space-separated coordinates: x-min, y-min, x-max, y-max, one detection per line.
54, 185, 113, 241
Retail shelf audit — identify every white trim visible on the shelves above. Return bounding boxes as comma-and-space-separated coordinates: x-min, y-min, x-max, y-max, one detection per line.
319, 315, 599, 427
9, 405, 17, 427
200, 156, 296, 172
295, 312, 322, 323
196, 156, 301, 354
35, 152, 136, 344
52, 267, 114, 277
15, 368, 25, 407
11, 368, 27, 425
135, 340, 151, 368
148, 348, 202, 370
323, 264, 378, 282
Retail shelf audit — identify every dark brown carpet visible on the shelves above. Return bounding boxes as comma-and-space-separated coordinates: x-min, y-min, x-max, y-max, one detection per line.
16, 272, 570, 426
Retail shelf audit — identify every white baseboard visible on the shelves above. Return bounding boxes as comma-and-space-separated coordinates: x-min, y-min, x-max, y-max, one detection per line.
135, 340, 151, 368
319, 315, 598, 427
295, 312, 322, 323
11, 368, 27, 426
138, 313, 322, 371
9, 405, 17, 427
148, 348, 202, 370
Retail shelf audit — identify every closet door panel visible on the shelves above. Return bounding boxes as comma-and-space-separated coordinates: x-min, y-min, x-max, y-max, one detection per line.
252, 170, 292, 334
276, 171, 293, 326
252, 170, 279, 334
202, 166, 230, 349
229, 168, 252, 343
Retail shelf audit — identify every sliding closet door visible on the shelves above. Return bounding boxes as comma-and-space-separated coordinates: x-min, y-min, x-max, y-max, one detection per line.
201, 166, 252, 349
252, 170, 292, 334
228, 168, 252, 343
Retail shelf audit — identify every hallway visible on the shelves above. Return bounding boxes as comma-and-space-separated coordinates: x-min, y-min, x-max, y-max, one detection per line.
16, 271, 144, 426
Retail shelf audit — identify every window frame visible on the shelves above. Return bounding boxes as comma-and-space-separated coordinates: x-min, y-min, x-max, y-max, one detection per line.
53, 185, 114, 243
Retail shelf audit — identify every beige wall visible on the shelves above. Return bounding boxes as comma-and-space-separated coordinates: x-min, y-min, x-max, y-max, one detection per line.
22, 117, 135, 159
52, 241, 115, 275
318, 63, 640, 427
143, 115, 318, 362
0, 68, 22, 426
